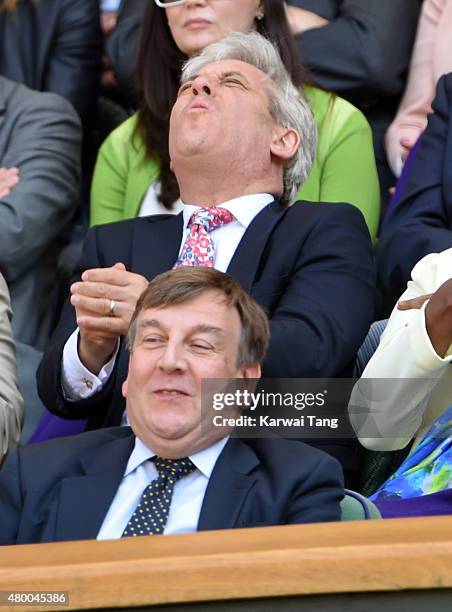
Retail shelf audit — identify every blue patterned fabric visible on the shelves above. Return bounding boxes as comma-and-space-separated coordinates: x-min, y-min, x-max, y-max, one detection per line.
371, 406, 452, 501
122, 457, 196, 537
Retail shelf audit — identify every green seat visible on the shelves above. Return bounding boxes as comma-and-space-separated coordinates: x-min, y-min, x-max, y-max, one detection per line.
340, 489, 381, 520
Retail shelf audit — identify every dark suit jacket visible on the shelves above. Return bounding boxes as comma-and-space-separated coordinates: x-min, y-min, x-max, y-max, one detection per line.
288, 0, 420, 106
0, 0, 102, 127
38, 201, 375, 417
288, 0, 421, 201
0, 427, 344, 545
37, 201, 375, 485
377, 73, 452, 306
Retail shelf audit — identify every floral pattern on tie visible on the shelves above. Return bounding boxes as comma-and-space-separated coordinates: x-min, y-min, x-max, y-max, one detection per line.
174, 207, 234, 268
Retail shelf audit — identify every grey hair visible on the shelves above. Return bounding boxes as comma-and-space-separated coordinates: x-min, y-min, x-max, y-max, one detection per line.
181, 31, 317, 206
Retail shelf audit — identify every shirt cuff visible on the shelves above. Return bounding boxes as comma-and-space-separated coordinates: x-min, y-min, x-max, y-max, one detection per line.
409, 302, 452, 371
61, 329, 120, 401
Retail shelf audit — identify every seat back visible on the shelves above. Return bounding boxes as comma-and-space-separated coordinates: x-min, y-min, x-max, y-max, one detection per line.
341, 489, 381, 520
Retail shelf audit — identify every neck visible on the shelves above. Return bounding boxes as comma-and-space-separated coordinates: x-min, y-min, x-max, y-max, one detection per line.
174, 158, 283, 207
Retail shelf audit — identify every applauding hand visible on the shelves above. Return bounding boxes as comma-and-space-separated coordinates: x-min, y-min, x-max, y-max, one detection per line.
70, 262, 149, 373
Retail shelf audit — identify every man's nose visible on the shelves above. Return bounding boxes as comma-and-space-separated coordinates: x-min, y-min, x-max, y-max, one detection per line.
185, 0, 208, 7
157, 342, 187, 373
191, 74, 214, 97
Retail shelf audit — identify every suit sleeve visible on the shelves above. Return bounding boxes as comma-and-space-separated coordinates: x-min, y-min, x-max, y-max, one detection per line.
0, 450, 22, 545
263, 204, 376, 378
377, 73, 452, 304
37, 224, 129, 420
0, 275, 23, 459
43, 0, 102, 127
286, 453, 344, 523
0, 91, 81, 283
289, 0, 420, 101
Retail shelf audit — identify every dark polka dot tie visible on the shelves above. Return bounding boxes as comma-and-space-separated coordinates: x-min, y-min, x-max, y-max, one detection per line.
173, 207, 234, 268
121, 457, 196, 537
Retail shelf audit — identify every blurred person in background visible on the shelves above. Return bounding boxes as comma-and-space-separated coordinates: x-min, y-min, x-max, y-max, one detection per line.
0, 76, 81, 348
285, 0, 421, 210
0, 0, 102, 131
0, 272, 23, 465
385, 0, 452, 178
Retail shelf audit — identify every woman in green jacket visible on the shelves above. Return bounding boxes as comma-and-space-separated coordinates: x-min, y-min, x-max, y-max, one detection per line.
91, 0, 380, 241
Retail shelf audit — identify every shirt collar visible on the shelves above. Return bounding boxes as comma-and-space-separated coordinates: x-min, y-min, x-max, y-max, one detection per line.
181, 194, 274, 231
125, 436, 229, 479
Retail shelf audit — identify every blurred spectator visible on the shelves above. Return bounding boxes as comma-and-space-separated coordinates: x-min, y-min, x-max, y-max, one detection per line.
349, 249, 452, 517
0, 0, 102, 129
385, 0, 452, 178
285, 0, 421, 206
100, 0, 121, 90
96, 0, 380, 238
100, 0, 120, 35
0, 272, 23, 463
377, 73, 452, 307
0, 76, 81, 348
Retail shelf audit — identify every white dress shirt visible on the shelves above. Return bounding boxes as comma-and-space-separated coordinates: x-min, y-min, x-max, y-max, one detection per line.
97, 436, 228, 540
349, 248, 452, 452
61, 194, 274, 400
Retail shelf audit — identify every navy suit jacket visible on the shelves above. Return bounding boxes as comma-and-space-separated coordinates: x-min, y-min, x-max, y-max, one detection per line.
0, 428, 344, 545
37, 201, 375, 484
378, 73, 452, 304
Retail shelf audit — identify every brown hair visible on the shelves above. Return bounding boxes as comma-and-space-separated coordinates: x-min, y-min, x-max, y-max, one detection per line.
135, 0, 313, 210
0, 0, 19, 11
127, 267, 269, 367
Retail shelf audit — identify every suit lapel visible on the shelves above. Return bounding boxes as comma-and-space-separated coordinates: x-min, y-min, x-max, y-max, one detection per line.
197, 438, 259, 531
54, 433, 135, 542
227, 200, 285, 293
0, 80, 6, 134
131, 214, 184, 281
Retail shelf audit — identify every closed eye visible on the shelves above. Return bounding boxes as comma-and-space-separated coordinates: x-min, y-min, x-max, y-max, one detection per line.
222, 78, 247, 89
142, 335, 165, 346
177, 82, 193, 96
190, 341, 214, 352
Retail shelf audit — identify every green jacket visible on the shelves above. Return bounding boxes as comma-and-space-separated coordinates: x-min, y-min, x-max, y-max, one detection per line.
90, 86, 380, 240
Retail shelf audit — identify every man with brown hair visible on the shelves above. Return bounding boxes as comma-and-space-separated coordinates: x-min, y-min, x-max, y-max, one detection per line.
0, 268, 343, 545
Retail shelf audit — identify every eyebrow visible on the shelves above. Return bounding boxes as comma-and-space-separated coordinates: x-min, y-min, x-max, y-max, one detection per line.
138, 319, 225, 337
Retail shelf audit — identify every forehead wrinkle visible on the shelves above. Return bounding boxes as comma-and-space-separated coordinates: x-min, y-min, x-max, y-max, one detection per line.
137, 318, 225, 338
190, 324, 225, 338
137, 318, 166, 332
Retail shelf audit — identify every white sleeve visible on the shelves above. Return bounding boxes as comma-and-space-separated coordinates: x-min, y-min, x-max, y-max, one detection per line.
61, 329, 120, 401
349, 250, 452, 450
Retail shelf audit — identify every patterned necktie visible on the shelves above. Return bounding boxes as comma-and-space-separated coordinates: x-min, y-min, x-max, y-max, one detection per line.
122, 457, 196, 537
173, 207, 234, 268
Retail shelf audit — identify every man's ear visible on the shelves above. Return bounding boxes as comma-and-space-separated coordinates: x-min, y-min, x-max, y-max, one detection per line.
122, 357, 132, 398
270, 127, 300, 162
241, 363, 261, 380
122, 378, 128, 399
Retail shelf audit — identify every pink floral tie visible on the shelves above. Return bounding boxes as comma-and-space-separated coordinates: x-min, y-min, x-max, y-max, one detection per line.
174, 207, 234, 268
